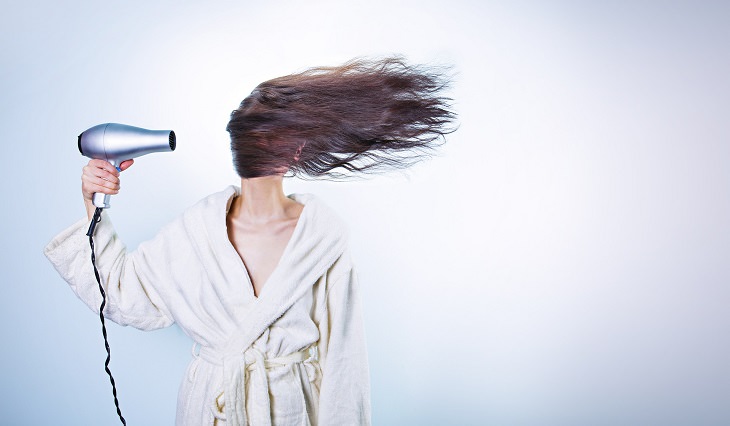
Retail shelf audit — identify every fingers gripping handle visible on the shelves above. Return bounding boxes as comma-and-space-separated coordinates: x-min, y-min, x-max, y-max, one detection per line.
92, 160, 120, 209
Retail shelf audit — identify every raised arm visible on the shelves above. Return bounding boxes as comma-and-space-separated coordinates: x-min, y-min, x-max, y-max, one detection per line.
44, 159, 174, 330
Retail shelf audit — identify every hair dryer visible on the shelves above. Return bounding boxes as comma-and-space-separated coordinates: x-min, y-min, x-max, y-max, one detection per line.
78, 123, 176, 208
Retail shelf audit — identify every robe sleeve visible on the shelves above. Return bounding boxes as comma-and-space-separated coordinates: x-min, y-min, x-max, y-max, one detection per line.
43, 214, 174, 331
316, 267, 372, 426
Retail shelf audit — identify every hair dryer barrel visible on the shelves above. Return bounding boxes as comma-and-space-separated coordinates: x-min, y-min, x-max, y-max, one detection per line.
78, 123, 176, 163
78, 123, 176, 208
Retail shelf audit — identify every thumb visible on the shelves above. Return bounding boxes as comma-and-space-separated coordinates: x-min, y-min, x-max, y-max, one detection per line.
119, 159, 135, 171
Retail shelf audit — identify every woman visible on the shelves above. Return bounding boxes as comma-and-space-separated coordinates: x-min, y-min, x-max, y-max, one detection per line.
44, 57, 456, 425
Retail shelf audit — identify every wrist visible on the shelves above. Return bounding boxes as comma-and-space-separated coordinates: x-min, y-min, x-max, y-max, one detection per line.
84, 198, 97, 221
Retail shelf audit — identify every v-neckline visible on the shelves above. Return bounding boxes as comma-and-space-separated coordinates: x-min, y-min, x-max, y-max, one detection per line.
224, 193, 308, 301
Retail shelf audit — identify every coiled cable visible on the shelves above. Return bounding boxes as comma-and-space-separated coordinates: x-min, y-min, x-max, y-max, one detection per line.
87, 207, 127, 425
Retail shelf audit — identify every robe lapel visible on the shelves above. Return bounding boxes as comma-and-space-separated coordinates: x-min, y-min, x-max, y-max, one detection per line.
211, 189, 348, 354
203, 188, 347, 425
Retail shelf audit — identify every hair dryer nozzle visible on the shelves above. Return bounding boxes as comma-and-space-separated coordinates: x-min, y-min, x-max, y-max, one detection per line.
169, 131, 176, 151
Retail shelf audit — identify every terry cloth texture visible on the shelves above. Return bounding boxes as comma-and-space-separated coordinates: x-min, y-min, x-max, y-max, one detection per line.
44, 186, 371, 426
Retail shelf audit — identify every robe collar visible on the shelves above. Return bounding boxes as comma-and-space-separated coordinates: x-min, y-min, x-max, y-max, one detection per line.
208, 185, 348, 354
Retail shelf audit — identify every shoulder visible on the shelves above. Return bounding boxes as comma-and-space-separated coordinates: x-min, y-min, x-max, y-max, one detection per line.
290, 194, 356, 286
184, 185, 239, 218
147, 186, 237, 244
171, 185, 237, 230
288, 193, 349, 241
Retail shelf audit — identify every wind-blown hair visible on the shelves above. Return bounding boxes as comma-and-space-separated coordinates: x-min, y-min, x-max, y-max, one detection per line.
226, 57, 457, 179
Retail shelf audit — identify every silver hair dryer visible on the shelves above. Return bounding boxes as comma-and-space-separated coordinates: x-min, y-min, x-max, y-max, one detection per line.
78, 123, 176, 208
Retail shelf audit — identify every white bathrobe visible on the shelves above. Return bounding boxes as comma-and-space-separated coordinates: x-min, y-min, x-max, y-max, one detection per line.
44, 186, 371, 426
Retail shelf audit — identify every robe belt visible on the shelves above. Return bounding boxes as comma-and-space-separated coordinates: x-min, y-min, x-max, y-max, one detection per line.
191, 343, 319, 426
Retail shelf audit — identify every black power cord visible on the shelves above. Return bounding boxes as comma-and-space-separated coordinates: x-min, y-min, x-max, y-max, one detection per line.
86, 207, 127, 425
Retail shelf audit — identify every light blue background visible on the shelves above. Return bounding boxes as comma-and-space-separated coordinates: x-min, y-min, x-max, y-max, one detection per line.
1, 1, 729, 425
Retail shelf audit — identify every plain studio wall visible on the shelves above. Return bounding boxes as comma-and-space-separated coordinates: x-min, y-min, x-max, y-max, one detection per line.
1, 1, 728, 425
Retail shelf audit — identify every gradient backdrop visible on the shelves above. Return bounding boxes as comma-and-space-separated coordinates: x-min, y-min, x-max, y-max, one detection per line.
1, 1, 728, 425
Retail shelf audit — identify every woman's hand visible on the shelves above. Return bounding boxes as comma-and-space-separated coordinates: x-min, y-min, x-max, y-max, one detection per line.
81, 159, 134, 219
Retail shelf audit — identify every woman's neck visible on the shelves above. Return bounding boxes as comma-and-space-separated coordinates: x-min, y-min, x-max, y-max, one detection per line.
229, 175, 294, 223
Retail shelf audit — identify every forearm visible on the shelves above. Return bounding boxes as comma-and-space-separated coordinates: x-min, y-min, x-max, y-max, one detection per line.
85, 198, 96, 221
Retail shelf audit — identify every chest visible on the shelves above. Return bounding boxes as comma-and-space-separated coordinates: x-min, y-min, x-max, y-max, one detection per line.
226, 220, 298, 297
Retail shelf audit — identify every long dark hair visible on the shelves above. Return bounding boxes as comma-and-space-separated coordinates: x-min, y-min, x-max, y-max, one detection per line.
226, 57, 457, 179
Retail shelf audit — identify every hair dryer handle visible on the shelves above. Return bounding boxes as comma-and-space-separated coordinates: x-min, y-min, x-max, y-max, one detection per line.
92, 192, 112, 209
91, 159, 118, 209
